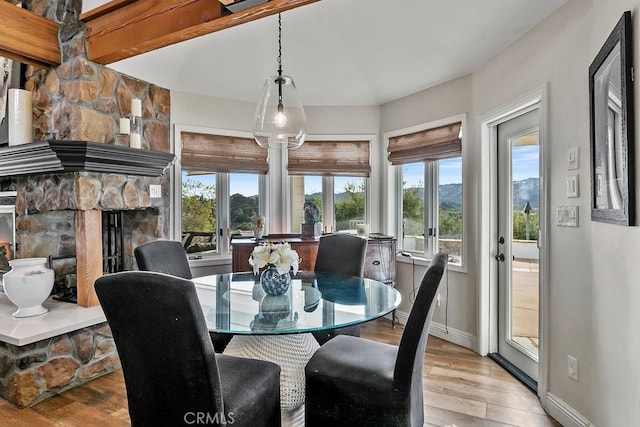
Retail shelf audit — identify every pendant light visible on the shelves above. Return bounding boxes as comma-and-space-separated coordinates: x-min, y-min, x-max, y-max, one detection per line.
253, 13, 307, 149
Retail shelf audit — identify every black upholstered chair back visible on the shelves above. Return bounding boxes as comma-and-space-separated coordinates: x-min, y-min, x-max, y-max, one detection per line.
95, 272, 223, 425
314, 234, 368, 277
134, 239, 192, 279
394, 252, 448, 393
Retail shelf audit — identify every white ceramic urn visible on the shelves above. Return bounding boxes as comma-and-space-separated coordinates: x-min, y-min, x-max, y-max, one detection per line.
3, 258, 54, 318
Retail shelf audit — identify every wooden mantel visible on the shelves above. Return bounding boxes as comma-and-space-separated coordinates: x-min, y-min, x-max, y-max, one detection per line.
0, 140, 175, 178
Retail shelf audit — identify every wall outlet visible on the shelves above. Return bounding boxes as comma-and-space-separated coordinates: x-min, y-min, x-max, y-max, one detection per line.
436, 293, 441, 307
567, 355, 578, 381
150, 185, 162, 198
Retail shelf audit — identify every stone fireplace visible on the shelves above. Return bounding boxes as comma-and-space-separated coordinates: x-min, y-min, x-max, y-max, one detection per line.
12, 167, 171, 299
0, 0, 175, 305
0, 0, 174, 407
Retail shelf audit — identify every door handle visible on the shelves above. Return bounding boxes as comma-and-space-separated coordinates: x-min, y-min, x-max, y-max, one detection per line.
495, 253, 505, 262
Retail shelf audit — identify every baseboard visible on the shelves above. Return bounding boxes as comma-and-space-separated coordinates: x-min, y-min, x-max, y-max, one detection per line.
392, 311, 477, 352
544, 392, 592, 427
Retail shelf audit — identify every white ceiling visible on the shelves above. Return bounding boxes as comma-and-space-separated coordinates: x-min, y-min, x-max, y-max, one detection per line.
89, 0, 568, 106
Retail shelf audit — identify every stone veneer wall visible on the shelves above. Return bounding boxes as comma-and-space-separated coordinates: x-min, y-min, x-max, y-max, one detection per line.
14, 172, 167, 291
7, 0, 173, 278
0, 323, 118, 408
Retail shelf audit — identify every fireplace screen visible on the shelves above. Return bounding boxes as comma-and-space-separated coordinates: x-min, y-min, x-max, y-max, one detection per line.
103, 211, 125, 273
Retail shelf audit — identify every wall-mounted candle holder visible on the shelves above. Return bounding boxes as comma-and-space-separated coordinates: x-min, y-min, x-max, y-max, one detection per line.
129, 99, 142, 149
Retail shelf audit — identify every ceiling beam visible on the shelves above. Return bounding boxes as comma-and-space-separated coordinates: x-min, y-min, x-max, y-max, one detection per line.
84, 0, 320, 65
0, 2, 60, 67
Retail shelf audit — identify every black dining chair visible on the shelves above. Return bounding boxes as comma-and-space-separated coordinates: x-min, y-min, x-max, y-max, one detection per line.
312, 233, 368, 345
95, 271, 281, 427
305, 252, 448, 427
134, 239, 233, 353
134, 239, 193, 279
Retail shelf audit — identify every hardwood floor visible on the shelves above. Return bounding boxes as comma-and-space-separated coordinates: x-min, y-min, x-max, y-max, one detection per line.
0, 319, 559, 426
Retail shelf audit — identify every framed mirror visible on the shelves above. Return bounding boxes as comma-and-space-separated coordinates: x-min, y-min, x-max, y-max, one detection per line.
589, 11, 634, 225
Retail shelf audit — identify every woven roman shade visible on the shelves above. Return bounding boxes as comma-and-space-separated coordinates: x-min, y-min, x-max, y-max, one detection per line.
181, 131, 268, 174
387, 122, 462, 165
287, 140, 371, 177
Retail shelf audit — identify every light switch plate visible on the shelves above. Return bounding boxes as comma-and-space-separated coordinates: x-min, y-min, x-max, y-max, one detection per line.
568, 147, 579, 170
557, 205, 579, 227
150, 185, 162, 198
566, 174, 579, 198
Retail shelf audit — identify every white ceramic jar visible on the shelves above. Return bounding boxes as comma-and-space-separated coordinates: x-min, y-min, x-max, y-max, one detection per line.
3, 257, 54, 318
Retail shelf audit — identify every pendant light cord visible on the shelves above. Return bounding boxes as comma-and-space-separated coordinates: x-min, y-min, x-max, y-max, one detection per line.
277, 13, 282, 76
277, 13, 283, 108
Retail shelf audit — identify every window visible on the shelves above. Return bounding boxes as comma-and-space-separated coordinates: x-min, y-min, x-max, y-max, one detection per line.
334, 176, 366, 232
177, 127, 266, 257
290, 175, 367, 233
437, 157, 462, 263
288, 139, 371, 233
181, 171, 218, 255
390, 121, 463, 264
290, 176, 323, 230
229, 174, 260, 235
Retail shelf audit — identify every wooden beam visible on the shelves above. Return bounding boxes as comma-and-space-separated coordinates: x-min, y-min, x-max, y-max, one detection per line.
85, 0, 319, 64
0, 2, 60, 67
75, 210, 103, 308
80, 0, 137, 21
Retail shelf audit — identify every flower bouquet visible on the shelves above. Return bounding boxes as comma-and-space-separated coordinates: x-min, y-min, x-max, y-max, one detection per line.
249, 243, 300, 295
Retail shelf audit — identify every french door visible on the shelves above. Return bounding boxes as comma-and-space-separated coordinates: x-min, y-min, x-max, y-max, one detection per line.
495, 107, 540, 384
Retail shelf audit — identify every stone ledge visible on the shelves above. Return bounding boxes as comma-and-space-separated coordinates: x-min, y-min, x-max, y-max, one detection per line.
0, 140, 175, 178
0, 292, 106, 346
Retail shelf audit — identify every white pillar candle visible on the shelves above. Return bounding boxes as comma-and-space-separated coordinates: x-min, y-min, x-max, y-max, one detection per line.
119, 117, 130, 134
8, 89, 32, 146
131, 98, 142, 117
130, 133, 141, 149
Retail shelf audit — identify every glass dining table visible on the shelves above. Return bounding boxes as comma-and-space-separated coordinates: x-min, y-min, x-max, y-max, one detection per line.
192, 271, 401, 423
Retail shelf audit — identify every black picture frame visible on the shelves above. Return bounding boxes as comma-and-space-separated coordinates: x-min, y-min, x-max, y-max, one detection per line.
589, 11, 635, 225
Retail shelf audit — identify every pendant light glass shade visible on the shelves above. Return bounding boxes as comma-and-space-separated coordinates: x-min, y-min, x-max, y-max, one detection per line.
253, 74, 307, 149
252, 13, 307, 149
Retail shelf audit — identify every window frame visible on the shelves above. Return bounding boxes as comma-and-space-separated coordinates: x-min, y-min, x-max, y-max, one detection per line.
286, 134, 375, 233
398, 158, 462, 265
174, 125, 267, 259
386, 114, 466, 270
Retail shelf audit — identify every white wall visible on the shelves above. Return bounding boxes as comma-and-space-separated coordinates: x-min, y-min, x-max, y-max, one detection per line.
171, 2, 640, 422
380, 0, 640, 424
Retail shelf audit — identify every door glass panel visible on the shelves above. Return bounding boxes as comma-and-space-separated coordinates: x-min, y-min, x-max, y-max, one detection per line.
510, 132, 540, 359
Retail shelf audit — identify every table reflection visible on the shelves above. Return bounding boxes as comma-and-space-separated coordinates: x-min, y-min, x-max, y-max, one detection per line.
192, 271, 400, 335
